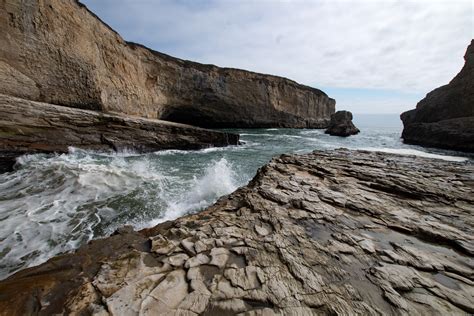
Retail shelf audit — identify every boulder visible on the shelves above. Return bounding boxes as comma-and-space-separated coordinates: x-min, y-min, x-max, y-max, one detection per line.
1, 149, 472, 315
401, 40, 474, 152
325, 110, 360, 136
0, 0, 335, 128
0, 94, 239, 172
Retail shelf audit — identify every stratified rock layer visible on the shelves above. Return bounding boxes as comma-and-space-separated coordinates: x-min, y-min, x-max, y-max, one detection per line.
401, 40, 474, 152
325, 110, 360, 137
0, 94, 239, 172
0, 0, 335, 128
0, 149, 473, 315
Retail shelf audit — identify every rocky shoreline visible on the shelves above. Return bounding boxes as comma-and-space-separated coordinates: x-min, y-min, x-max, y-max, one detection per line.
0, 1, 472, 315
0, 94, 239, 172
0, 0, 339, 172
0, 149, 472, 315
401, 40, 474, 152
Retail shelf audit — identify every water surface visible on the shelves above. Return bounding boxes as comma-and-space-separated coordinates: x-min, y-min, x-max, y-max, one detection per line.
0, 114, 471, 279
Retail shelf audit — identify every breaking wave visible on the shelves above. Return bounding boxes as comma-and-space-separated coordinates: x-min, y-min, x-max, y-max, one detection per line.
360, 147, 469, 162
1, 118, 471, 279
0, 150, 242, 279
145, 158, 239, 227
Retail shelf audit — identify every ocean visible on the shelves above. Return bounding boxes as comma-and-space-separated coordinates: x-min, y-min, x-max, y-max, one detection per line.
0, 114, 471, 279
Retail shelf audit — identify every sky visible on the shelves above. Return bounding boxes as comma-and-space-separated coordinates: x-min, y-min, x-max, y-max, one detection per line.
81, 0, 473, 114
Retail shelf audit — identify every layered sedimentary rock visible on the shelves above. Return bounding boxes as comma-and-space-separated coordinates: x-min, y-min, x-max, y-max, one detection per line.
0, 0, 335, 128
0, 94, 239, 172
0, 149, 472, 315
325, 110, 360, 137
401, 40, 474, 152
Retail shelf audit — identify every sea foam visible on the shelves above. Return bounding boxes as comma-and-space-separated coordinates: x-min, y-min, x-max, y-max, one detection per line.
144, 158, 239, 227
361, 147, 468, 162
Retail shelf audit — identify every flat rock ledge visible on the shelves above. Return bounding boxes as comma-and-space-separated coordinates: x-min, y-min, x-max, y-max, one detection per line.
0, 94, 239, 172
0, 149, 473, 315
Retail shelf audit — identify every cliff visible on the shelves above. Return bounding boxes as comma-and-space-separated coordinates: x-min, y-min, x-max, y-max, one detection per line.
0, 149, 472, 315
0, 94, 239, 172
0, 0, 335, 128
401, 40, 474, 152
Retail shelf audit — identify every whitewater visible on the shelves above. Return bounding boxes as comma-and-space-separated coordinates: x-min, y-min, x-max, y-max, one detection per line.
0, 114, 471, 279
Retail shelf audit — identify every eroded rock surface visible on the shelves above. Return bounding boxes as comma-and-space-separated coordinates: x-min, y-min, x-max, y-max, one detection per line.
0, 149, 473, 315
325, 110, 360, 137
401, 40, 474, 152
0, 0, 335, 128
0, 94, 239, 172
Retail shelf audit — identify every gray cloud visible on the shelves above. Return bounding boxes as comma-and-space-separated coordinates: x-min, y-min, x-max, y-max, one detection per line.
82, 0, 472, 112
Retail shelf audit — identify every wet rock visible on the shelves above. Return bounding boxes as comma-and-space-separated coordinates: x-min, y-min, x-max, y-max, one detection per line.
325, 110, 360, 137
401, 40, 474, 152
0, 149, 473, 315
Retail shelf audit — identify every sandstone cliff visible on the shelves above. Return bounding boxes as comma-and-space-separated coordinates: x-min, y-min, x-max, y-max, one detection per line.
0, 0, 335, 128
0, 149, 472, 315
0, 94, 239, 172
401, 40, 474, 152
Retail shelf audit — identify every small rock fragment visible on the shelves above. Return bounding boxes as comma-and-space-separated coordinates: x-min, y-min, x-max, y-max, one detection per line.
358, 239, 376, 253
181, 238, 196, 255
185, 254, 210, 268
255, 224, 271, 236
150, 235, 179, 254
164, 253, 190, 267
209, 248, 230, 268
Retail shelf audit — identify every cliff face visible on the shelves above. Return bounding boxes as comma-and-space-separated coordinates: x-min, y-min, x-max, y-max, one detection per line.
401, 40, 474, 151
0, 0, 335, 128
0, 149, 473, 315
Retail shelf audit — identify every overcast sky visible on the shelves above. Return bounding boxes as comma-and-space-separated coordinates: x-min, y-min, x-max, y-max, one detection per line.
81, 0, 472, 114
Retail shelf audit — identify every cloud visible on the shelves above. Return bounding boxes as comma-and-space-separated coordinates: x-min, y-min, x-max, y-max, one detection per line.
81, 0, 472, 113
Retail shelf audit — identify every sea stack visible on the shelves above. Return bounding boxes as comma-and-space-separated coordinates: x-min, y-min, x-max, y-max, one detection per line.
325, 110, 360, 137
400, 40, 474, 152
